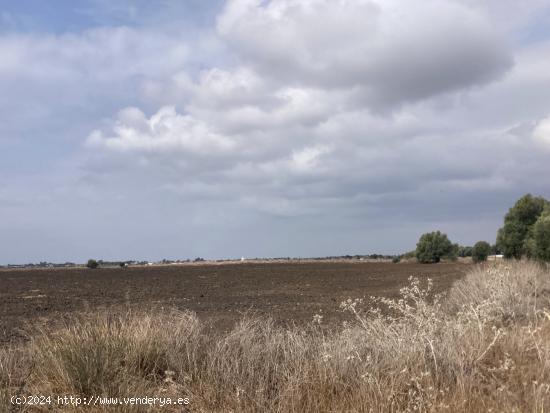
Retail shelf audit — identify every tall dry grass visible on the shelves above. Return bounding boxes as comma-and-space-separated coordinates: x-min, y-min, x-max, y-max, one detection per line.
2, 261, 550, 412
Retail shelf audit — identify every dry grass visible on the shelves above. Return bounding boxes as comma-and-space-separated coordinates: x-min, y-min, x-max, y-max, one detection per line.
2, 261, 550, 412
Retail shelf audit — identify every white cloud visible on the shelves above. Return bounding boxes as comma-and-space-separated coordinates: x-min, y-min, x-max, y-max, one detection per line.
84, 29, 550, 219
87, 106, 237, 157
290, 145, 331, 174
0, 25, 203, 150
194, 67, 267, 108
533, 115, 550, 147
218, 0, 512, 108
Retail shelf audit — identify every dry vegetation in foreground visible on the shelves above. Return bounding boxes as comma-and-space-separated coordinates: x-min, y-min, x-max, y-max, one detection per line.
2, 261, 550, 412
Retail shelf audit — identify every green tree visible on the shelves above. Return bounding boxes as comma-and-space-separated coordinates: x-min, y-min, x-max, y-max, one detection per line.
457, 245, 473, 257
523, 230, 537, 259
472, 241, 491, 263
449, 243, 459, 260
415, 231, 454, 264
496, 194, 549, 259
533, 208, 550, 261
86, 259, 99, 269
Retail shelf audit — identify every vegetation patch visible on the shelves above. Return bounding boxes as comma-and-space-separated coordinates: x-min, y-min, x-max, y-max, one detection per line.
3, 262, 550, 412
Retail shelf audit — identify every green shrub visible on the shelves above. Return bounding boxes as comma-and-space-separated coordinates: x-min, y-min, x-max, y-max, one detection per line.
496, 194, 549, 259
415, 231, 454, 263
457, 246, 473, 257
472, 241, 491, 263
86, 259, 99, 269
533, 208, 550, 261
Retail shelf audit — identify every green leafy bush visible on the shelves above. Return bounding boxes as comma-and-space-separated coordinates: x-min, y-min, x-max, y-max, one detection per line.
472, 241, 491, 263
496, 194, 549, 259
533, 208, 550, 261
415, 231, 454, 263
457, 246, 473, 257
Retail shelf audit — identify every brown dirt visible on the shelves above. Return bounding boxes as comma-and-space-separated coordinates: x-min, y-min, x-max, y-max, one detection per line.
0, 261, 471, 344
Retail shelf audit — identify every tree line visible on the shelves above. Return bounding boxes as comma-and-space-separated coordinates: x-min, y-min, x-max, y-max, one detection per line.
84, 193, 550, 268
413, 194, 550, 264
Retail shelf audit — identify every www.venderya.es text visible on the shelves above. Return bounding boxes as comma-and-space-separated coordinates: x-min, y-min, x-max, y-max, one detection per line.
11, 395, 190, 407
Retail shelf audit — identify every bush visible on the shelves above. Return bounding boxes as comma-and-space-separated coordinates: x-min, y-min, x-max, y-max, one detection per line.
392, 256, 401, 263
457, 245, 473, 257
471, 241, 491, 263
415, 231, 454, 263
86, 259, 99, 269
496, 194, 549, 259
533, 208, 550, 261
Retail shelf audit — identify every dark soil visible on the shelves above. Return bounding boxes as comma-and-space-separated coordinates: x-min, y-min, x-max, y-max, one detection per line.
0, 261, 470, 344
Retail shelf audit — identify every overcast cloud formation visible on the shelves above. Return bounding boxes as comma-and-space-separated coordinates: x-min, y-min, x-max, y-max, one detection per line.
1, 0, 550, 263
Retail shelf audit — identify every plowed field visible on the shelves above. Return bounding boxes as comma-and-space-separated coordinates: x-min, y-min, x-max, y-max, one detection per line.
0, 261, 471, 343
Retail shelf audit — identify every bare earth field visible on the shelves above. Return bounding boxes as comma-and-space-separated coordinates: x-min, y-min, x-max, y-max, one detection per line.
0, 261, 470, 344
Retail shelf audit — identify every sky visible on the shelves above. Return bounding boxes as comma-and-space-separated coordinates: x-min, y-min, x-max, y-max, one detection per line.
1, 0, 550, 264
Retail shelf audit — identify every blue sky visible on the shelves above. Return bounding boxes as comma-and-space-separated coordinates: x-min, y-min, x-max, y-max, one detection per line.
1, 0, 550, 264
0, 1, 223, 32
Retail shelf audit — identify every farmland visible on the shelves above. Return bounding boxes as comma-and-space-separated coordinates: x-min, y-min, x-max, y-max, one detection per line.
3, 261, 550, 412
0, 261, 469, 344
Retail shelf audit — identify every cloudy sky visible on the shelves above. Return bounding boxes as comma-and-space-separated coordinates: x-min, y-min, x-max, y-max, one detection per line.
1, 0, 550, 264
